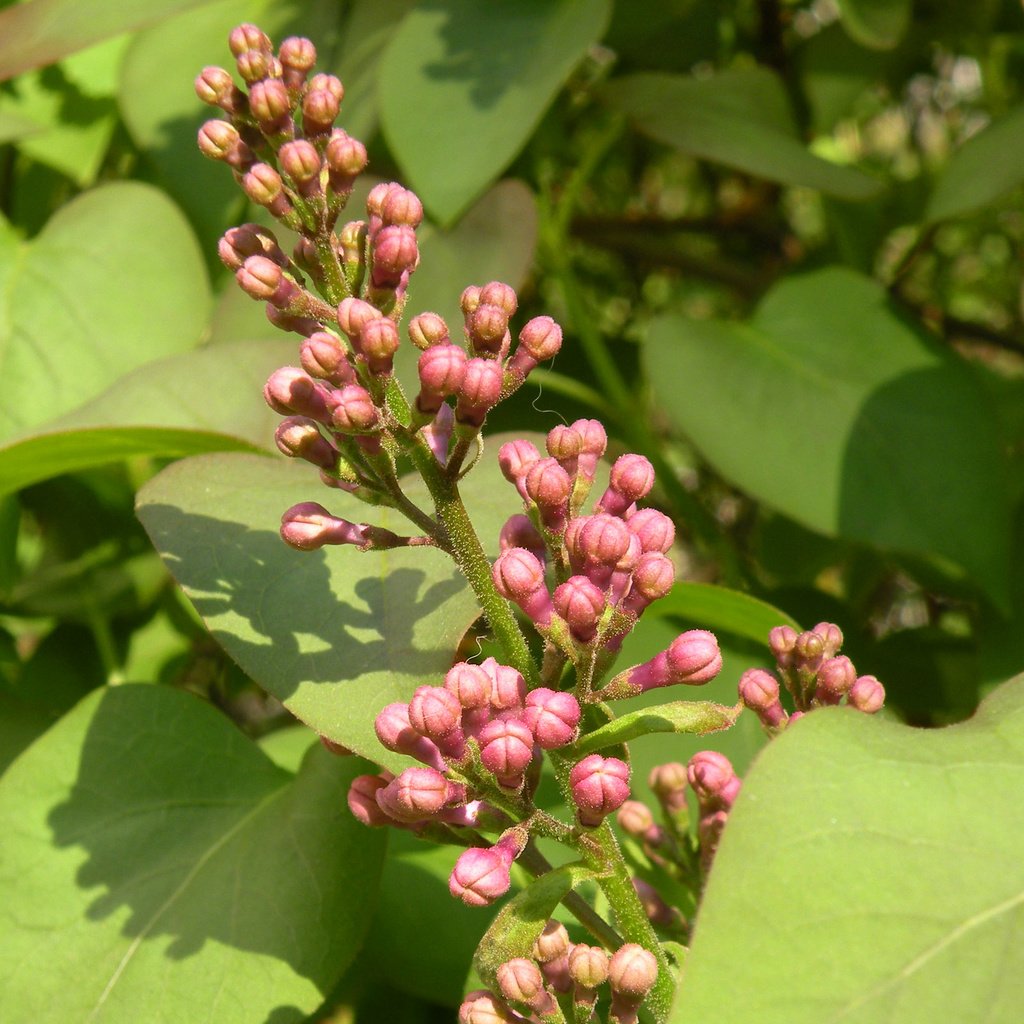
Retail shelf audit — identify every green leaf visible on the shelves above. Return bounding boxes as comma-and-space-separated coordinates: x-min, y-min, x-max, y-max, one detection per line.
379, 0, 612, 225
474, 863, 596, 991
0, 182, 210, 442
835, 0, 911, 50
0, 338, 288, 498
644, 268, 1010, 604
570, 700, 741, 757
603, 69, 883, 200
0, 0, 221, 80
136, 435, 536, 770
926, 105, 1024, 223
0, 109, 45, 144
671, 675, 1024, 1024
0, 684, 386, 1024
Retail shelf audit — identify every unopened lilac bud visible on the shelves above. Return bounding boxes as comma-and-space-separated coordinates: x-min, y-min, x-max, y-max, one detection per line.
524, 458, 571, 533
357, 316, 400, 374
458, 991, 520, 1024
371, 224, 419, 287
541, 955, 572, 994
813, 621, 844, 657
417, 344, 467, 413
617, 800, 657, 839
278, 35, 316, 86
409, 684, 466, 759
508, 316, 563, 378
545, 424, 583, 479
249, 78, 292, 131
264, 366, 330, 421
229, 22, 272, 57
197, 119, 252, 169
218, 223, 286, 270
374, 702, 445, 771
498, 439, 541, 499
347, 774, 393, 827
648, 761, 688, 815
524, 688, 581, 749
450, 844, 515, 907
280, 502, 366, 550
794, 630, 825, 671
848, 674, 885, 713
610, 629, 722, 696
300, 331, 355, 386
460, 284, 482, 316
380, 186, 424, 227
597, 454, 655, 517
573, 418, 607, 480
323, 130, 367, 193
336, 296, 380, 339
626, 507, 675, 554
327, 384, 380, 433
302, 84, 341, 136
308, 72, 343, 100
499, 514, 545, 562
619, 551, 675, 618
279, 139, 321, 189
569, 514, 632, 587
739, 667, 786, 727
479, 716, 534, 784
445, 662, 492, 709
769, 624, 798, 666
467, 303, 510, 355
456, 357, 503, 426
274, 416, 337, 469
492, 548, 552, 627
497, 959, 550, 1013
553, 576, 605, 642
408, 311, 450, 350
377, 766, 457, 823
687, 750, 740, 811
265, 306, 320, 337
236, 254, 300, 307
243, 163, 292, 218
479, 281, 518, 316
235, 48, 273, 84
608, 944, 658, 1002
480, 658, 527, 711
570, 754, 631, 827
698, 808, 729, 869
194, 66, 244, 114
814, 655, 856, 705
533, 920, 570, 963
569, 944, 609, 993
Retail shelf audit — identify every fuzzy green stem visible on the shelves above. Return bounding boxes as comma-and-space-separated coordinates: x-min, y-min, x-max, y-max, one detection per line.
313, 232, 350, 304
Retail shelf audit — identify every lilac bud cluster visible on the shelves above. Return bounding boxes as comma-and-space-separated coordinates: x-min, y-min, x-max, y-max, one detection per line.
738, 621, 886, 733
459, 921, 658, 1024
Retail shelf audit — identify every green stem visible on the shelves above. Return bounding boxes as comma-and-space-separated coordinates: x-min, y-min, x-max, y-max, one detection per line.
313, 232, 350, 304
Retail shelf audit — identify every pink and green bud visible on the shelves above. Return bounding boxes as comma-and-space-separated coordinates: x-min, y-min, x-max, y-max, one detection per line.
347, 773, 393, 827
617, 800, 661, 843
573, 418, 608, 482
249, 78, 292, 131
570, 754, 631, 827
848, 674, 885, 713
498, 439, 541, 499
687, 750, 740, 811
376, 766, 460, 824
813, 621, 844, 658
274, 416, 337, 469
458, 991, 520, 1024
497, 959, 552, 1015
374, 702, 445, 771
236, 255, 301, 308
648, 761, 688, 815
371, 224, 419, 287
417, 344, 467, 414
604, 629, 722, 698
408, 311, 450, 350
242, 163, 293, 218
300, 331, 356, 386
480, 281, 518, 316
460, 284, 482, 317
423, 402, 454, 463
569, 944, 609, 1004
597, 454, 655, 517
568, 514, 632, 588
265, 306, 320, 337
264, 366, 330, 421
197, 119, 252, 169
194, 66, 245, 114
380, 186, 424, 228
814, 655, 856, 705
445, 662, 492, 709
524, 458, 571, 533
738, 667, 786, 727
218, 223, 287, 271
326, 384, 380, 434
235, 48, 274, 84
546, 423, 583, 478
409, 685, 466, 758
768, 624, 798, 666
480, 657, 527, 711
479, 716, 534, 784
279, 139, 321, 193
467, 302, 510, 356
280, 502, 366, 550
278, 35, 316, 88
336, 296, 380, 339
524, 688, 581, 749
456, 357, 503, 426
324, 131, 367, 192
608, 944, 658, 1021
229, 22, 272, 57
552, 576, 606, 642
498, 514, 545, 562
356, 316, 400, 374
508, 316, 563, 377
302, 82, 341, 136
308, 71, 344, 100
492, 548, 553, 627
449, 839, 518, 907
533, 920, 571, 963
619, 551, 675, 618
626, 507, 675, 554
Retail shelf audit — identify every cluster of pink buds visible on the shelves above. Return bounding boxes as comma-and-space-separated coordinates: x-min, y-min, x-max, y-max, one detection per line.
460, 920, 658, 1024
739, 621, 886, 733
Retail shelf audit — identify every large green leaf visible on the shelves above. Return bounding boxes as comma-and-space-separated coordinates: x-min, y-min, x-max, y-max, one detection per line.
835, 0, 910, 50
136, 435, 535, 769
0, 182, 210, 441
379, 0, 612, 225
0, 684, 386, 1024
644, 268, 1010, 603
603, 69, 883, 201
671, 675, 1024, 1023
0, 338, 288, 498
926, 105, 1024, 223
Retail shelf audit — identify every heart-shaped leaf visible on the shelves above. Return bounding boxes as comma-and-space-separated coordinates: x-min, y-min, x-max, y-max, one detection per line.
671, 675, 1024, 1024
0, 182, 210, 442
604, 69, 882, 200
379, 0, 612, 225
0, 684, 386, 1024
644, 267, 1010, 603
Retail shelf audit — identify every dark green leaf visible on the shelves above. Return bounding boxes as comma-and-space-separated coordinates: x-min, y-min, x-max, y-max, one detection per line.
0, 684, 386, 1023
671, 675, 1024, 1024
648, 583, 799, 646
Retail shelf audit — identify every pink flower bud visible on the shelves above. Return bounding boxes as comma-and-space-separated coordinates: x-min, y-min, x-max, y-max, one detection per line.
769, 624, 798, 667
309, 72, 343, 100
626, 507, 675, 554
498, 439, 541, 500
445, 662, 492, 709
335, 296, 380, 338
523, 688, 581, 749
478, 281, 517, 315
545, 423, 583, 477
619, 551, 675, 618
376, 766, 457, 823
280, 502, 366, 550
648, 761, 688, 815
197, 119, 252, 169
326, 384, 380, 433
687, 750, 740, 811
570, 754, 631, 827
423, 401, 454, 463
794, 630, 825, 672
608, 944, 658, 999
380, 186, 424, 227
524, 458, 571, 533
194, 66, 244, 114
356, 316, 399, 374
279, 35, 316, 73
508, 315, 562, 377
492, 548, 552, 627
324, 130, 367, 191
606, 629, 721, 697
374, 702, 445, 771
371, 224, 419, 287
302, 85, 341, 136
497, 958, 550, 1012
274, 416, 337, 469
242, 163, 289, 213
569, 944, 610, 991
229, 22, 271, 57
279, 139, 321, 188
417, 344, 467, 413
264, 366, 330, 421
467, 302, 510, 355
848, 674, 885, 713
236, 255, 300, 308
450, 844, 515, 906
408, 685, 466, 758
235, 48, 274, 84
617, 799, 656, 838
460, 285, 482, 316
813, 621, 844, 657
479, 716, 534, 784
533, 920, 570, 963
814, 655, 856, 705
597, 454, 655, 517
499, 514, 546, 562
572, 418, 607, 481
480, 657, 527, 711
569, 514, 632, 588
458, 991, 520, 1024
552, 576, 606, 642
347, 774, 394, 827
218, 223, 286, 271
408, 311, 450, 350
300, 331, 355, 386
249, 78, 292, 131
456, 357, 503, 426
739, 668, 786, 727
